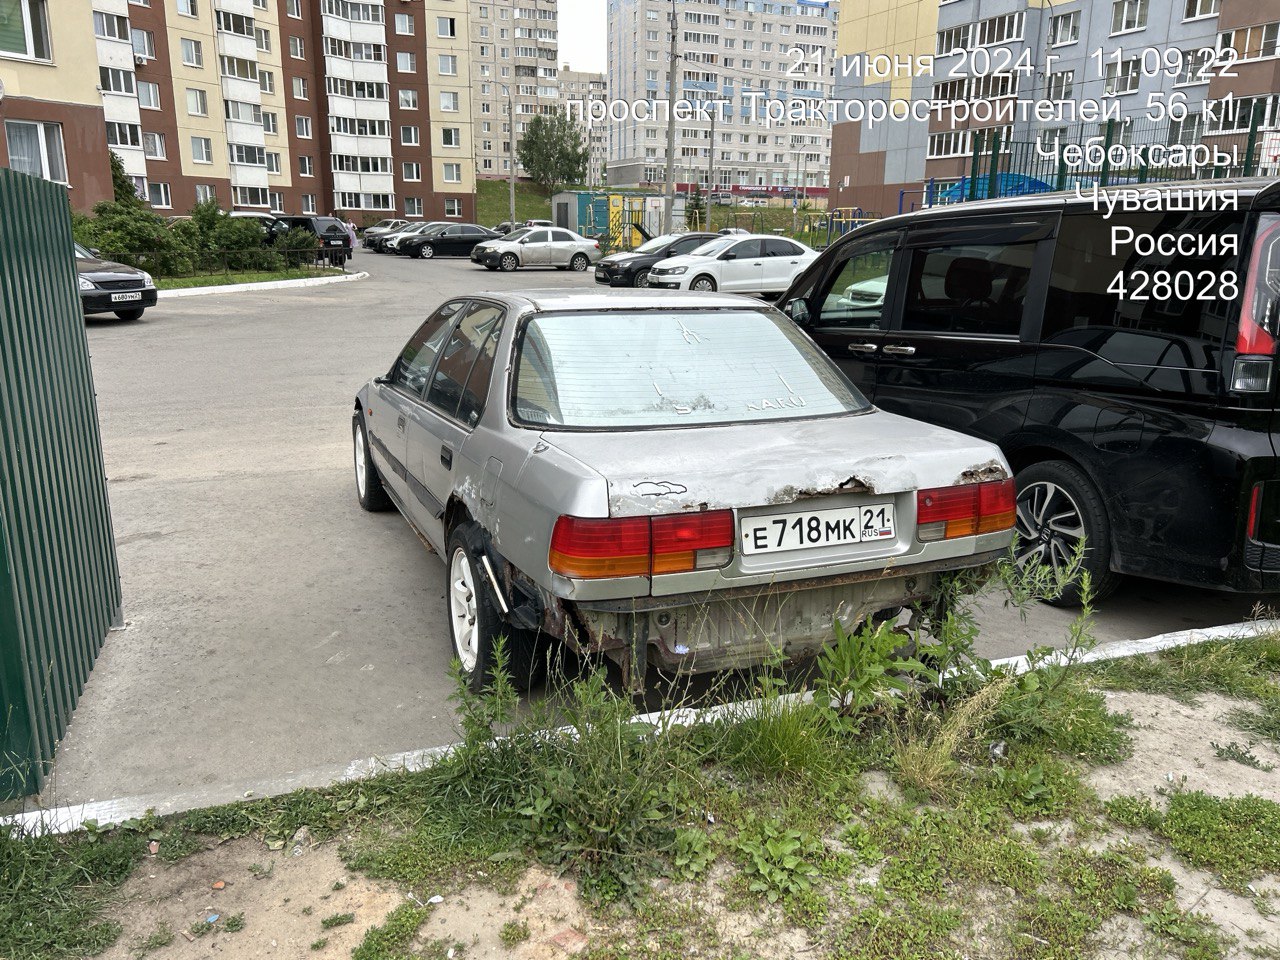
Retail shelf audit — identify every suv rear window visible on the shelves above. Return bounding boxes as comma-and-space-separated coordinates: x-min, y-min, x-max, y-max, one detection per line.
513, 310, 868, 429
312, 218, 347, 235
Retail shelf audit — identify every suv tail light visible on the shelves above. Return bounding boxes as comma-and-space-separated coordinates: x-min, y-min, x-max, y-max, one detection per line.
1248, 482, 1264, 540
1232, 216, 1280, 393
916, 479, 1015, 542
549, 511, 734, 579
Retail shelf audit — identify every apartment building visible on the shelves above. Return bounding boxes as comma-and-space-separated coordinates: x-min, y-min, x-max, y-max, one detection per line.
605, 0, 838, 190
469, 0, 558, 178
829, 0, 1277, 216
560, 64, 606, 185
0, 0, 475, 220
0, 0, 113, 205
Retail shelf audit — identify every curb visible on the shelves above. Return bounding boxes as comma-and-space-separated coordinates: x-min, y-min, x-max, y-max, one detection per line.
8, 618, 1277, 837
158, 270, 369, 298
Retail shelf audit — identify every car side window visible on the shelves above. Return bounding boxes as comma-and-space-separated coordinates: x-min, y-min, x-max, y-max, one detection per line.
525, 230, 549, 243
901, 242, 1036, 337
393, 299, 468, 395
765, 238, 801, 257
811, 233, 900, 330
730, 239, 762, 259
426, 302, 506, 425
551, 230, 575, 242
671, 235, 707, 256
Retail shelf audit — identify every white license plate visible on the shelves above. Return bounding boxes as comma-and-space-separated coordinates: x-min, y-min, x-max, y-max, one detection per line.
741, 503, 896, 555
110, 291, 143, 303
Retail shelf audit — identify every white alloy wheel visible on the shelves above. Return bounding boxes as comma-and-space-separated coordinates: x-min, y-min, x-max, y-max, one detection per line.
449, 546, 480, 672
354, 423, 368, 498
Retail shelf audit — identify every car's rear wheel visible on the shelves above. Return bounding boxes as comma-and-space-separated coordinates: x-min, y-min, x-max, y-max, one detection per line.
570, 253, 589, 272
691, 275, 717, 292
353, 413, 392, 512
447, 523, 544, 693
500, 253, 519, 271
634, 268, 651, 288
1014, 461, 1120, 606
114, 308, 144, 321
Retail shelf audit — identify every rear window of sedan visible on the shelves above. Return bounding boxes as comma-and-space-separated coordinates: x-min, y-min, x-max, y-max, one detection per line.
513, 310, 868, 429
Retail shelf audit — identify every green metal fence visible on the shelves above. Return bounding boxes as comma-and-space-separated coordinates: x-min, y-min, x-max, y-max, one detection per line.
0, 169, 122, 799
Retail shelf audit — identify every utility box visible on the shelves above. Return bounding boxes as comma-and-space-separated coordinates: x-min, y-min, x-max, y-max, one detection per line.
0, 170, 122, 799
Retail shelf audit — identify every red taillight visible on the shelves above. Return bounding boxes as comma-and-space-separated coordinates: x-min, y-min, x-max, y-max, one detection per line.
652, 511, 734, 574
916, 479, 1014, 542
1238, 220, 1280, 357
1248, 482, 1264, 540
549, 511, 734, 579
549, 516, 650, 579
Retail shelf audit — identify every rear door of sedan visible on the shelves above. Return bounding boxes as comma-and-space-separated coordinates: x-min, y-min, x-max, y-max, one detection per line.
548, 229, 580, 266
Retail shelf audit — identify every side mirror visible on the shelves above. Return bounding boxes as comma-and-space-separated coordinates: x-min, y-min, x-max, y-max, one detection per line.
373, 375, 390, 386
720, 252, 737, 261
785, 299, 811, 325
519, 238, 529, 244
89, 248, 101, 258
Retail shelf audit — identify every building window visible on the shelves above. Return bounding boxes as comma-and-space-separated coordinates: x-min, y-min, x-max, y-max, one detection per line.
93, 12, 130, 41
405, 197, 423, 216
444, 198, 462, 217
142, 131, 166, 159
1111, 0, 1148, 34
233, 186, 268, 208
399, 89, 419, 109
395, 13, 414, 34
106, 122, 142, 148
177, 0, 197, 15
403, 161, 421, 181
255, 27, 271, 52
437, 16, 456, 37
186, 88, 208, 116
191, 136, 213, 163
1, 0, 51, 58
99, 67, 136, 95
289, 35, 304, 58
259, 70, 275, 94
440, 91, 460, 112
443, 162, 462, 182
302, 194, 317, 214
263, 111, 278, 134
1048, 11, 1080, 46
148, 182, 172, 208
296, 115, 312, 138
1104, 58, 1141, 94
138, 80, 161, 109
1184, 0, 1219, 18
299, 156, 314, 176
266, 152, 281, 174
438, 54, 457, 75
287, 0, 301, 16
131, 28, 156, 60
397, 51, 416, 72
181, 38, 204, 67
293, 76, 309, 99
4, 120, 66, 182
1046, 70, 1075, 100
401, 125, 420, 146
195, 184, 217, 203
442, 127, 461, 147
269, 190, 284, 213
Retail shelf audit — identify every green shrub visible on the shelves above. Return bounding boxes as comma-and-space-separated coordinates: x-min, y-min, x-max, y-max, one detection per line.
277, 227, 322, 269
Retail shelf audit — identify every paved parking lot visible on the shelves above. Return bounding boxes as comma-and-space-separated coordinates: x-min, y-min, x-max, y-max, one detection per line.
42, 250, 1269, 810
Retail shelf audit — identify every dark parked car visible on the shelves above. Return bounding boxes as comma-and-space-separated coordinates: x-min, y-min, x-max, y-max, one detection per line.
401, 223, 500, 259
781, 177, 1280, 604
76, 243, 157, 321
275, 215, 353, 266
492, 221, 516, 235
594, 231, 717, 287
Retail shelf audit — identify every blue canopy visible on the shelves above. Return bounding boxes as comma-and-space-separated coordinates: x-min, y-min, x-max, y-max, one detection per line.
935, 173, 1055, 202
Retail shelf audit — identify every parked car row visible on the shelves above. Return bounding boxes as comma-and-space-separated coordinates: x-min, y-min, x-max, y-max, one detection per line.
470, 227, 602, 272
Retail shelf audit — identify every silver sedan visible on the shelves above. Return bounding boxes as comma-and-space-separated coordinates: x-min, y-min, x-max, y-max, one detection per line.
469, 227, 602, 272
352, 291, 1015, 692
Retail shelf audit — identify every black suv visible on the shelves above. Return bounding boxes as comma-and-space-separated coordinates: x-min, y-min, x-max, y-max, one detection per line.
594, 231, 718, 287
275, 215, 352, 266
781, 178, 1280, 603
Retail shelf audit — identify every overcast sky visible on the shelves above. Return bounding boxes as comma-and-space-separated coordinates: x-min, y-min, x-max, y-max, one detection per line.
557, 0, 608, 74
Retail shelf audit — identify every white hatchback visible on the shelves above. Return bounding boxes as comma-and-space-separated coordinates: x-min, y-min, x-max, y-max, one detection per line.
647, 235, 819, 297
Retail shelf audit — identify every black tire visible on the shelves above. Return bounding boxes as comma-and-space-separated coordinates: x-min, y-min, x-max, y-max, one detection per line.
114, 308, 144, 321
570, 254, 589, 272
408, 246, 422, 259
690, 275, 717, 292
633, 268, 651, 288
420, 244, 435, 259
446, 523, 544, 693
500, 253, 519, 272
352, 412, 393, 512
1014, 460, 1121, 606
484, 265, 498, 271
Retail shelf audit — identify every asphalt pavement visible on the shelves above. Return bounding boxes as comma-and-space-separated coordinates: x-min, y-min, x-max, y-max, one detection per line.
38, 250, 1270, 811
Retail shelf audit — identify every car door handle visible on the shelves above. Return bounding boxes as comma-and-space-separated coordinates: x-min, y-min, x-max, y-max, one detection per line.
440, 446, 453, 470
882, 344, 916, 356
396, 415, 406, 430
847, 342, 879, 354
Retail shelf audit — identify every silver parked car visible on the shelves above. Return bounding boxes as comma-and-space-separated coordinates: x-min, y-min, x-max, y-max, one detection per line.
352, 291, 1016, 692
470, 227, 602, 272
361, 218, 407, 248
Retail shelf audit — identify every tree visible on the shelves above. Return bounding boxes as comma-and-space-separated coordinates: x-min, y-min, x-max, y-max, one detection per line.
516, 112, 589, 195
109, 150, 144, 207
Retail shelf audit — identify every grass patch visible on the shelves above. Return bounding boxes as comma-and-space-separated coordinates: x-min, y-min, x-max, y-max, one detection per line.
1090, 632, 1280, 705
499, 919, 530, 946
320, 911, 355, 929
351, 904, 431, 960
155, 267, 341, 290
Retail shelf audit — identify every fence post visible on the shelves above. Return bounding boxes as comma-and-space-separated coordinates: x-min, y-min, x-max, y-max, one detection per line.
1137, 144, 1149, 184
1099, 119, 1115, 189
988, 132, 1002, 200
1244, 101, 1264, 177
967, 136, 982, 202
